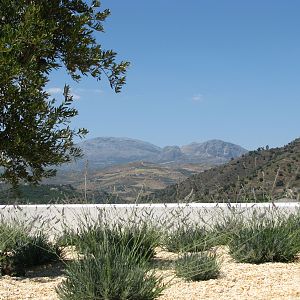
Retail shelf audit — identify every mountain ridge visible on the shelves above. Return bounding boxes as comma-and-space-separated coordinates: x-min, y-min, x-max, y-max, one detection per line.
63, 137, 248, 170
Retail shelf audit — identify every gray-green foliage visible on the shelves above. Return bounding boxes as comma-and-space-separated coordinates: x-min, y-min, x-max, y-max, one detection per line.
175, 252, 220, 281
163, 225, 218, 253
228, 210, 300, 264
77, 221, 161, 262
0, 222, 61, 276
57, 228, 79, 247
57, 223, 165, 300
0, 222, 27, 252
0, 0, 129, 186
211, 212, 245, 245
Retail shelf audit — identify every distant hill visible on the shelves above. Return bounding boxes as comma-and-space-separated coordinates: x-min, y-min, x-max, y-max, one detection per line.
49, 137, 247, 202
44, 161, 211, 202
74, 137, 161, 169
0, 184, 81, 205
2, 137, 248, 204
145, 138, 300, 203
0, 183, 122, 205
180, 139, 247, 164
74, 162, 211, 202
61, 137, 248, 170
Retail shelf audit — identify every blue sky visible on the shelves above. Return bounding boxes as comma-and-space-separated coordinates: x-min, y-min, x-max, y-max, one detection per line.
48, 0, 300, 150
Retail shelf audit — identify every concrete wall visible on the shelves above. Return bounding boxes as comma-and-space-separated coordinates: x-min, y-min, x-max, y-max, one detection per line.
0, 202, 299, 237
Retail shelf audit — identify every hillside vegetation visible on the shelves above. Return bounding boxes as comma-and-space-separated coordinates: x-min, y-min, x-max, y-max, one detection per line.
0, 184, 122, 205
0, 163, 208, 204
146, 138, 300, 203
0, 184, 81, 205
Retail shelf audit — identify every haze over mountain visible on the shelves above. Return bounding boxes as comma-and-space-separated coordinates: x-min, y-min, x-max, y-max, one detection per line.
63, 137, 248, 170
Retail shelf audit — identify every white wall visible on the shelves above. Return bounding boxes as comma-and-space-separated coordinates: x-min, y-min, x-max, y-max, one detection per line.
0, 202, 299, 237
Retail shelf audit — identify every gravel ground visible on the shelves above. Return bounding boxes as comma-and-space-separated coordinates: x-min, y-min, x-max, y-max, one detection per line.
158, 247, 300, 300
0, 247, 299, 300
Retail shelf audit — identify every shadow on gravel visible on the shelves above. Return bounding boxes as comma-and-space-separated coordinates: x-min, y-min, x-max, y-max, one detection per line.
24, 260, 67, 280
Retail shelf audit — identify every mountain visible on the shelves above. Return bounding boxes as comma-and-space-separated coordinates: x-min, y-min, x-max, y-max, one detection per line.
74, 137, 161, 169
145, 138, 300, 203
181, 139, 247, 164
39, 137, 247, 203
158, 146, 185, 162
62, 137, 247, 170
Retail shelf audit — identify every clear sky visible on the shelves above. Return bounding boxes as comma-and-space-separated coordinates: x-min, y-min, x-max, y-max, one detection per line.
48, 0, 300, 150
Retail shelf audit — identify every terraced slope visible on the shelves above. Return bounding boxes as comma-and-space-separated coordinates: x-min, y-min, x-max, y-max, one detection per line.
74, 162, 210, 202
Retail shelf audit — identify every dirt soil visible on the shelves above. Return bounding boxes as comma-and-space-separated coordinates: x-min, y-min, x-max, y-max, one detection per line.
0, 247, 299, 300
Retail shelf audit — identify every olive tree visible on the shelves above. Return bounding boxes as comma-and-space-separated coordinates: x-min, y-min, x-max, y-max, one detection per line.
0, 0, 129, 186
